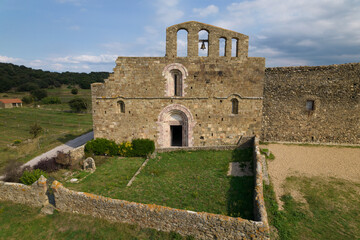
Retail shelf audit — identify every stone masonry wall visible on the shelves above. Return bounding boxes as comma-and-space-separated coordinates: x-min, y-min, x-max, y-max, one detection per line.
262, 63, 360, 144
0, 175, 48, 207
51, 180, 268, 240
92, 56, 264, 148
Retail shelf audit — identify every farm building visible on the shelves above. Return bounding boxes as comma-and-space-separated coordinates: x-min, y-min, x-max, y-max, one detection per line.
0, 99, 22, 109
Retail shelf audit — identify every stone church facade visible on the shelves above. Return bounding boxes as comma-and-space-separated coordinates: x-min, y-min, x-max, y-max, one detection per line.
91, 21, 265, 148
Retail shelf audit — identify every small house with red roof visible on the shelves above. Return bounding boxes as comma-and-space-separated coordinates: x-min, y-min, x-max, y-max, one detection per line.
0, 99, 22, 109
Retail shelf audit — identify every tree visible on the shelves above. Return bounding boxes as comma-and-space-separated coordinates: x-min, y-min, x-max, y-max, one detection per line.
69, 98, 87, 112
22, 96, 34, 104
29, 123, 42, 138
71, 88, 78, 95
31, 89, 48, 101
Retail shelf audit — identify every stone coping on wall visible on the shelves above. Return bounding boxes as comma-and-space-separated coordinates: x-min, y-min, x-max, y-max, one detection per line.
253, 137, 270, 230
266, 62, 360, 72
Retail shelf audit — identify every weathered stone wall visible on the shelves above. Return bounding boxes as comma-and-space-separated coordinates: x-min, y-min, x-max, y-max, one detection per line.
0, 176, 48, 207
253, 137, 269, 228
92, 57, 264, 148
91, 21, 265, 148
262, 63, 360, 144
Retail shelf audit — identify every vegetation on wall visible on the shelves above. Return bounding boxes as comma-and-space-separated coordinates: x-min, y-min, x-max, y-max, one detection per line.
0, 62, 109, 92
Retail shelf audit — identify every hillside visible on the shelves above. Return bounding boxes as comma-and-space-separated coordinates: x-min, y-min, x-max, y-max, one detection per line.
0, 62, 110, 92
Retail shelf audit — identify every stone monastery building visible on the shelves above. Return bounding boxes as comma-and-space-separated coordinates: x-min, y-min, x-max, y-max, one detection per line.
92, 21, 360, 147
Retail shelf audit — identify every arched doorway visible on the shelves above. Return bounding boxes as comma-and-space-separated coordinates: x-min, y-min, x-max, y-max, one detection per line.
157, 104, 195, 148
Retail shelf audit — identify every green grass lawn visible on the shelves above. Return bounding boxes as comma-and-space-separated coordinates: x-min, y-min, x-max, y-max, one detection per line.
0, 201, 194, 240
0, 107, 92, 173
65, 149, 254, 219
264, 176, 360, 240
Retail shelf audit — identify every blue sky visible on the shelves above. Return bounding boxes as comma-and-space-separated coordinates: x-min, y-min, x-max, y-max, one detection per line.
1, 0, 359, 72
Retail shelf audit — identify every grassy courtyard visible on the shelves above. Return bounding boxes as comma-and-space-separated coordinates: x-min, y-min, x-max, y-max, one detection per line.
0, 201, 193, 240
65, 149, 255, 219
0, 107, 92, 173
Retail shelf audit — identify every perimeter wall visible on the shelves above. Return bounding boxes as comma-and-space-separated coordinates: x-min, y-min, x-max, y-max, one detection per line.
262, 63, 360, 144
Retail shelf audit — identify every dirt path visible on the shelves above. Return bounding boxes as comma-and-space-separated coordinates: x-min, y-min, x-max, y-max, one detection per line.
263, 144, 360, 206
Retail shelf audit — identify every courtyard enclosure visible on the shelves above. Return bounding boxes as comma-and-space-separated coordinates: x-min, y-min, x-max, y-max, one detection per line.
0, 138, 269, 240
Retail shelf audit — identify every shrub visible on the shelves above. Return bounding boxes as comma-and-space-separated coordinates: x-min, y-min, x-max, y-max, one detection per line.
19, 169, 48, 185
41, 96, 61, 104
69, 98, 87, 112
71, 88, 78, 95
29, 123, 42, 138
22, 96, 34, 104
85, 138, 118, 156
31, 89, 48, 101
3, 161, 25, 183
118, 141, 133, 157
131, 139, 155, 157
13, 139, 22, 145
33, 157, 61, 172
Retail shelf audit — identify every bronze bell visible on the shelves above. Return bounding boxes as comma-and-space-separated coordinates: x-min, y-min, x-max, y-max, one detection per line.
200, 41, 206, 50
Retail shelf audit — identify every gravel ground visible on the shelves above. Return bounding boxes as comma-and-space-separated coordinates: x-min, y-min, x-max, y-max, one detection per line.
263, 144, 360, 206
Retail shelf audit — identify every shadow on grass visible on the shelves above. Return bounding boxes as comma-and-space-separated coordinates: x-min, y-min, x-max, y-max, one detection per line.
227, 176, 254, 219
227, 147, 255, 220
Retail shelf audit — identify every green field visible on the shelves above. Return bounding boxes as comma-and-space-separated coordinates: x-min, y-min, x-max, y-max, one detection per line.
63, 149, 254, 219
1, 86, 92, 112
0, 201, 193, 240
0, 107, 92, 173
264, 175, 360, 240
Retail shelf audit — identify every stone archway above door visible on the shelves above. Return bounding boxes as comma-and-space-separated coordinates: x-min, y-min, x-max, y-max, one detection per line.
157, 104, 195, 148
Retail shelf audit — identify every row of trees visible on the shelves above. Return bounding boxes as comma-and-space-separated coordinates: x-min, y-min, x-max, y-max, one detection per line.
0, 62, 109, 92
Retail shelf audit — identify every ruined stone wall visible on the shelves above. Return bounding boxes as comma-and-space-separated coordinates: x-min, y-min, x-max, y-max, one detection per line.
92, 57, 264, 148
262, 63, 360, 144
0, 176, 48, 207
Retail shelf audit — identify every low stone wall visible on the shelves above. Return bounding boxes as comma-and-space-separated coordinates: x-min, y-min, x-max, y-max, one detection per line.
69, 145, 85, 163
51, 180, 269, 240
0, 175, 48, 207
252, 137, 269, 229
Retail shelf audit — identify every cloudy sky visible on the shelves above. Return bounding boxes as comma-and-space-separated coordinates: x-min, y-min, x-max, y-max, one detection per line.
1, 0, 359, 72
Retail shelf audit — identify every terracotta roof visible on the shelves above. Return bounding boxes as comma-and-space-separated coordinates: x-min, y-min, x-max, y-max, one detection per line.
0, 99, 22, 104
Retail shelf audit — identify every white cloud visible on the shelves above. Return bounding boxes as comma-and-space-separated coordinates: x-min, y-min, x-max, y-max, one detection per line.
0, 55, 22, 63
154, 0, 184, 24
193, 5, 219, 17
54, 54, 117, 64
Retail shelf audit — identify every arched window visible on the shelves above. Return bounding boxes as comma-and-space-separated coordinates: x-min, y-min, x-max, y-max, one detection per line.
231, 98, 238, 114
177, 29, 188, 57
172, 70, 182, 96
232, 38, 238, 57
219, 37, 226, 56
198, 30, 209, 57
117, 100, 125, 113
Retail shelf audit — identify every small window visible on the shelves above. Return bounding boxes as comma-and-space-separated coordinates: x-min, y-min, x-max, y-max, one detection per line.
231, 98, 238, 114
117, 100, 125, 113
172, 70, 182, 96
306, 100, 315, 111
